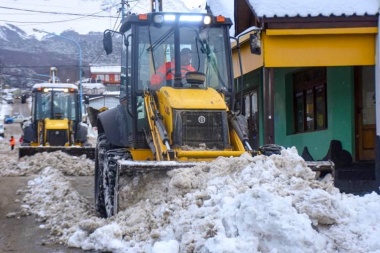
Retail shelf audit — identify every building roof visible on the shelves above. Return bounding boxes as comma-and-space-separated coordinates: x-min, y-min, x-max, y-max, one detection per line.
234, 0, 379, 35
247, 0, 379, 18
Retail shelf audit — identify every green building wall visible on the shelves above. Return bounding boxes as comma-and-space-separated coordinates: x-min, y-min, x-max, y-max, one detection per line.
274, 67, 355, 160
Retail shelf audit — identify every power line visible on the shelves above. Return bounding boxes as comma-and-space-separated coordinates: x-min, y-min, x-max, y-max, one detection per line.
0, 6, 118, 18
0, 16, 110, 24
0, 4, 120, 25
2, 65, 121, 69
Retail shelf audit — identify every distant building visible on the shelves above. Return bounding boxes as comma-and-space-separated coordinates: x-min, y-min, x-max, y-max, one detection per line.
90, 66, 121, 86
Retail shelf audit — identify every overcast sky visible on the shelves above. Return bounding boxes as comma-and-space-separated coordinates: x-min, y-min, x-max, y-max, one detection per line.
0, 0, 212, 37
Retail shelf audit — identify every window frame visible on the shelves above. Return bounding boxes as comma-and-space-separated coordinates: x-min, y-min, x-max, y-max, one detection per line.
293, 67, 327, 133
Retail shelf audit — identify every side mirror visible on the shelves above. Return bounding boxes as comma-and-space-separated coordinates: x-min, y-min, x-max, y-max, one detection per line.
250, 32, 261, 55
103, 31, 113, 55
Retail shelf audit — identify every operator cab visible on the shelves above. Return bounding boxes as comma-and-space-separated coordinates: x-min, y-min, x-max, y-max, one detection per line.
103, 12, 234, 97
102, 12, 235, 148
31, 83, 80, 121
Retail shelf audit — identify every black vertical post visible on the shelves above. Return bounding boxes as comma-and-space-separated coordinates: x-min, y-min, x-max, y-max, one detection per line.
151, 0, 163, 12
376, 136, 380, 193
263, 68, 274, 144
375, 27, 380, 193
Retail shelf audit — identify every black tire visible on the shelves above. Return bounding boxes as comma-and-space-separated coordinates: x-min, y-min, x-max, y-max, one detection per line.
95, 133, 111, 218
95, 133, 131, 218
103, 149, 132, 218
103, 155, 118, 217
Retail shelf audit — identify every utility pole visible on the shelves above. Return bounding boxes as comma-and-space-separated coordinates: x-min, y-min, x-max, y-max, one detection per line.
151, 0, 163, 12
120, 0, 125, 21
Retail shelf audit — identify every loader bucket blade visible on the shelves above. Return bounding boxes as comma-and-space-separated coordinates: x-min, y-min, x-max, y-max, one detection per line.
118, 160, 199, 175
86, 106, 101, 127
19, 146, 96, 160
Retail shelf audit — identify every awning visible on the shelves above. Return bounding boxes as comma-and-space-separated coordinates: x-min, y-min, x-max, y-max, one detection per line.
263, 27, 377, 67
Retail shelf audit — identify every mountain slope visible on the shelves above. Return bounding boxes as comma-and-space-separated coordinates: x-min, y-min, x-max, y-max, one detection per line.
0, 25, 121, 88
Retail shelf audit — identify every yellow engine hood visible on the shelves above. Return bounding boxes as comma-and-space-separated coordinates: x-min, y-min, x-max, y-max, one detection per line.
157, 87, 227, 110
44, 119, 69, 130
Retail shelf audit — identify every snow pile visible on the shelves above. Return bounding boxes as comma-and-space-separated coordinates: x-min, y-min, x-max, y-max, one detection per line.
23, 167, 104, 243
0, 150, 94, 176
10, 147, 380, 253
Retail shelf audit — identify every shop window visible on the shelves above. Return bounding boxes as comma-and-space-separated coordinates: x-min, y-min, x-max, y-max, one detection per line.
293, 68, 327, 133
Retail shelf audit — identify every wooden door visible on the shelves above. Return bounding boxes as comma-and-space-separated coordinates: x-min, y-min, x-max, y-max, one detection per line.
355, 66, 376, 161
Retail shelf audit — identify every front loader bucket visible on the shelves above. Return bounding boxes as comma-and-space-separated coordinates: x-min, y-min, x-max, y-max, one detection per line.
86, 106, 101, 127
117, 160, 335, 176
109, 160, 199, 216
87, 106, 108, 127
105, 159, 335, 217
117, 160, 199, 175
19, 146, 96, 160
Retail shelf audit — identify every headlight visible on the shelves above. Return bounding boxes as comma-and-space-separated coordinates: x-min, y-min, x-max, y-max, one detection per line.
179, 15, 203, 22
154, 14, 212, 25
203, 16, 211, 25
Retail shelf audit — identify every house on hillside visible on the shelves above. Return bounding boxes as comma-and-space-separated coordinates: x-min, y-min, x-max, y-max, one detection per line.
230, 0, 379, 174
90, 66, 121, 91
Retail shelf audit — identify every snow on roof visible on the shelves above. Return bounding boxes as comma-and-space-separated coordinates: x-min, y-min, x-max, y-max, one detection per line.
247, 0, 379, 18
32, 83, 78, 90
208, 0, 235, 36
103, 91, 120, 95
90, 66, 121, 74
81, 82, 105, 89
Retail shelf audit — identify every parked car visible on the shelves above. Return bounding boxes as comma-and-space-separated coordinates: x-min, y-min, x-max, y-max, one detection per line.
4, 116, 14, 124
4, 96, 13, 104
4, 115, 28, 124
0, 123, 5, 137
4, 115, 12, 124
12, 115, 29, 123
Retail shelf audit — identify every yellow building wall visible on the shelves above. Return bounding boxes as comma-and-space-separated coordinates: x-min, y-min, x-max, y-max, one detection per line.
231, 28, 377, 74
263, 28, 377, 67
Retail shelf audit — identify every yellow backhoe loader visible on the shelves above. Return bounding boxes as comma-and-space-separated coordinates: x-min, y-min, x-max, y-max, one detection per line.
93, 5, 333, 218
19, 69, 95, 160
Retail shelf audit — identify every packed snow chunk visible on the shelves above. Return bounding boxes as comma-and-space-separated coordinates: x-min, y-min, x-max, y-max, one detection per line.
293, 188, 349, 225
67, 229, 88, 248
204, 234, 259, 253
248, 190, 326, 251
81, 223, 126, 251
152, 240, 179, 253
